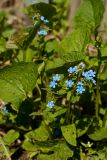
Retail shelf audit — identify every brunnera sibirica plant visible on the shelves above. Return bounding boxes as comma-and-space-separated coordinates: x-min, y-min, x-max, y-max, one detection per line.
0, 0, 107, 159
47, 64, 96, 108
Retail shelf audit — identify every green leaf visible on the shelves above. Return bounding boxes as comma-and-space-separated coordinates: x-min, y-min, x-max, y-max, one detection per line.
22, 140, 57, 152
76, 116, 93, 137
23, 139, 73, 159
74, 0, 104, 30
10, 25, 40, 49
45, 39, 59, 53
59, 28, 91, 63
25, 2, 56, 19
43, 108, 66, 124
0, 136, 11, 160
61, 124, 77, 146
25, 122, 49, 141
17, 48, 36, 62
45, 58, 65, 72
0, 37, 6, 53
52, 141, 73, 159
37, 141, 73, 160
0, 62, 38, 110
88, 127, 107, 141
3, 130, 19, 146
60, 0, 104, 63
22, 139, 37, 151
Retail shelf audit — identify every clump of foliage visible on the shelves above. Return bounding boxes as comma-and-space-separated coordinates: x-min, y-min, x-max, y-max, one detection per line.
0, 0, 107, 159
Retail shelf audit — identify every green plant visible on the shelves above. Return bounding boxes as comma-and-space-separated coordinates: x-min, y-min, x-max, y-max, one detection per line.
0, 0, 107, 159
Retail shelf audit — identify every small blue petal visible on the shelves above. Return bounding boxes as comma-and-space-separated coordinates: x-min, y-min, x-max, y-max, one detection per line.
49, 81, 57, 88
77, 81, 84, 86
40, 16, 45, 21
53, 74, 60, 82
76, 86, 85, 94
82, 69, 96, 85
44, 19, 49, 23
2, 106, 8, 114
65, 80, 74, 88
37, 30, 47, 36
91, 79, 96, 85
34, 22, 37, 26
40, 16, 49, 23
79, 62, 85, 68
68, 66, 78, 74
47, 101, 54, 108
76, 82, 85, 94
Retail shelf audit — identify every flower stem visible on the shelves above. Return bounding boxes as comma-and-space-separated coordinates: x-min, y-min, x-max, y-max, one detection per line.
103, 106, 107, 127
95, 37, 102, 117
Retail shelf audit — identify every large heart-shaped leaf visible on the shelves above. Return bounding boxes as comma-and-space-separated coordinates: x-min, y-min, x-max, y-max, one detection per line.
25, 122, 49, 141
88, 126, 107, 141
3, 129, 19, 146
74, 0, 104, 30
59, 0, 104, 63
59, 27, 91, 63
61, 124, 77, 146
25, 2, 56, 19
0, 62, 38, 110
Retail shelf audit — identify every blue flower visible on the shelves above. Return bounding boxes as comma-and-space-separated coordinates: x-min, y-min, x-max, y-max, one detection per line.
40, 16, 49, 23
37, 30, 47, 36
79, 62, 85, 68
65, 80, 74, 88
77, 81, 84, 86
47, 101, 54, 108
68, 66, 78, 74
53, 74, 60, 82
44, 19, 49, 23
82, 69, 96, 84
2, 106, 8, 114
49, 81, 57, 88
91, 79, 96, 85
34, 22, 37, 26
76, 81, 85, 94
32, 15, 37, 20
40, 16, 45, 21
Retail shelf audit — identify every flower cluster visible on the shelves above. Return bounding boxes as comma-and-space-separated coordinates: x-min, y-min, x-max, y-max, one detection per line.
47, 74, 60, 108
82, 69, 96, 84
76, 81, 85, 94
33, 15, 49, 36
49, 74, 60, 89
46, 101, 54, 108
65, 80, 74, 88
46, 63, 96, 108
68, 66, 78, 74
37, 30, 47, 36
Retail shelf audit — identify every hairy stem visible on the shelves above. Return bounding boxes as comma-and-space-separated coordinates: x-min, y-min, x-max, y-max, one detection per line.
103, 106, 107, 127
95, 38, 102, 118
